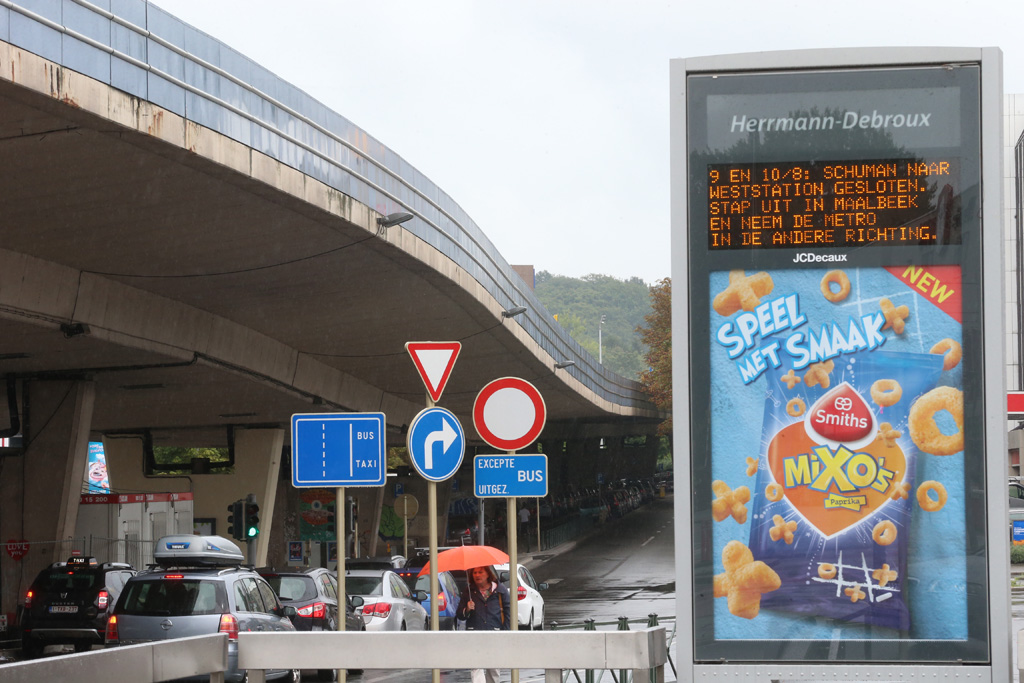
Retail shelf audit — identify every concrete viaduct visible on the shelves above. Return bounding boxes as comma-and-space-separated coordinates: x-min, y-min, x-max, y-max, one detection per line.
0, 1, 661, 619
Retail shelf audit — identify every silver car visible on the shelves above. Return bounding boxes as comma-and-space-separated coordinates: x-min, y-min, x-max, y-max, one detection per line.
106, 535, 299, 682
344, 569, 428, 632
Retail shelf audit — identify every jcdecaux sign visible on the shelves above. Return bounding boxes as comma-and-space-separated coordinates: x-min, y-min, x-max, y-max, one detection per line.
672, 47, 1007, 680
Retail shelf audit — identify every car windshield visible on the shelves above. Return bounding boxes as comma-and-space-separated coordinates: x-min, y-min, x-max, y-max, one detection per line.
119, 579, 227, 616
264, 575, 315, 602
35, 569, 99, 592
403, 554, 430, 569
413, 575, 435, 593
345, 576, 383, 596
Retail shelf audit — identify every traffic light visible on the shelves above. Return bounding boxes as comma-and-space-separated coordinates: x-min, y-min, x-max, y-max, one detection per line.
348, 497, 358, 534
226, 499, 244, 541
243, 495, 260, 539
326, 503, 336, 536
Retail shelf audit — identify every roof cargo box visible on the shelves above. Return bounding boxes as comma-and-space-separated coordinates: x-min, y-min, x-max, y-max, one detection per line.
154, 535, 244, 566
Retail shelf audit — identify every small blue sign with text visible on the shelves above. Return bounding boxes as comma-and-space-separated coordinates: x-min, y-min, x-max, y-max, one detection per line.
474, 454, 548, 498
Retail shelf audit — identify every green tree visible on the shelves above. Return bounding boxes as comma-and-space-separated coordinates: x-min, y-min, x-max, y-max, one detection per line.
535, 271, 651, 379
637, 277, 671, 434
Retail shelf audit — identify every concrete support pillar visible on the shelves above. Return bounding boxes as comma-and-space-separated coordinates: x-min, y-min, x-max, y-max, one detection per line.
0, 380, 95, 621
102, 433, 156, 493
542, 439, 568, 495
564, 438, 591, 491
230, 427, 285, 566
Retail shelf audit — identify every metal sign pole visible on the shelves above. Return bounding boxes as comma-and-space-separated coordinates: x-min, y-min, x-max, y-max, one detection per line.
478, 499, 485, 545
426, 393, 441, 683
352, 498, 359, 558
507, 490, 519, 683
428, 479, 439, 632
336, 485, 346, 683
535, 496, 541, 552
403, 497, 409, 560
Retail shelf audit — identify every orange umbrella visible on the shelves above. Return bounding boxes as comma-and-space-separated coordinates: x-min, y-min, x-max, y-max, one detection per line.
416, 545, 510, 576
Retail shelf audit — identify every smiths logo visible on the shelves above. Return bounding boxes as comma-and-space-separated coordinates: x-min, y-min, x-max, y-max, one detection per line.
806, 383, 875, 447
766, 381, 905, 536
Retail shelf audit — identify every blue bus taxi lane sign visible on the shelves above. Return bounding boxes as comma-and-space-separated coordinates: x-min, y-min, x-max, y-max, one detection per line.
1013, 520, 1024, 543
407, 406, 465, 482
291, 412, 386, 488
474, 454, 548, 498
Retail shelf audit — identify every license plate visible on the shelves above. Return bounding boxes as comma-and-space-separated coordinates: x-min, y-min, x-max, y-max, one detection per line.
48, 605, 78, 614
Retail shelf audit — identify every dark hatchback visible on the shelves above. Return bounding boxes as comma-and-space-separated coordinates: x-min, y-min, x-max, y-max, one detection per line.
21, 556, 135, 658
257, 567, 364, 632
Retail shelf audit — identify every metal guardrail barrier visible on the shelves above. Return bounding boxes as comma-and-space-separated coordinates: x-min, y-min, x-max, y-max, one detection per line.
1018, 630, 1024, 683
238, 629, 667, 683
0, 633, 228, 683
550, 614, 677, 682
0, 628, 666, 683
541, 515, 598, 550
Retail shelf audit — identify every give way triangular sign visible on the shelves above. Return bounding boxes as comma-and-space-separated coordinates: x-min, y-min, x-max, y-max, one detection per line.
405, 341, 462, 403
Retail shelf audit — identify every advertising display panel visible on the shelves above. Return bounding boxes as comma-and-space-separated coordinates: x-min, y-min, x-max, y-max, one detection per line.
672, 48, 1006, 677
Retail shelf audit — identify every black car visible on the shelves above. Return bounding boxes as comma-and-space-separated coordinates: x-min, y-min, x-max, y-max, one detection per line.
21, 555, 135, 658
257, 567, 364, 632
259, 566, 365, 681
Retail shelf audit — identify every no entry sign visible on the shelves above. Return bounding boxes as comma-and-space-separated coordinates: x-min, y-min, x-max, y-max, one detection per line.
473, 377, 546, 452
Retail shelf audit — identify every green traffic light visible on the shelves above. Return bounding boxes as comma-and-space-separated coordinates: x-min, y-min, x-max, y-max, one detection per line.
247, 526, 259, 538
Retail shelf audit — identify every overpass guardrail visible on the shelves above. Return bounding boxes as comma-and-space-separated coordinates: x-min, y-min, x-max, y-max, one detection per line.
0, 628, 667, 683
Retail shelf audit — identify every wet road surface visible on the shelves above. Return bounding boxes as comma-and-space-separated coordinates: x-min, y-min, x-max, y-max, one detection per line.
532, 496, 676, 628
355, 495, 678, 683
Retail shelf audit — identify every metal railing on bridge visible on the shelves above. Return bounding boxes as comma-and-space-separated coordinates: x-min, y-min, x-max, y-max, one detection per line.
0, 628, 667, 683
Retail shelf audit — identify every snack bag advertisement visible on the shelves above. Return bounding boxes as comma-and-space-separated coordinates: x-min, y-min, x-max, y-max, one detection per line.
709, 265, 965, 641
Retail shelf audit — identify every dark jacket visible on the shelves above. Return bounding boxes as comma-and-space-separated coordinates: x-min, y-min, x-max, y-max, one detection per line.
456, 581, 511, 630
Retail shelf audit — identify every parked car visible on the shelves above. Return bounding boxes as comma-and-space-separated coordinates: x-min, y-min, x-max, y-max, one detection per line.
105, 535, 299, 683
21, 555, 135, 658
344, 555, 405, 570
393, 547, 459, 584
404, 570, 461, 630
344, 568, 428, 632
258, 567, 364, 682
1010, 481, 1024, 509
257, 566, 363, 632
494, 562, 548, 630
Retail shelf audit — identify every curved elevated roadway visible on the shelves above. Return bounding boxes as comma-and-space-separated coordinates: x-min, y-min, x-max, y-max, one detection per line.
0, 0, 662, 612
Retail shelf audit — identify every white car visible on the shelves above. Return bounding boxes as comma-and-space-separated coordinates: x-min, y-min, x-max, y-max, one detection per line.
344, 569, 428, 632
494, 563, 547, 630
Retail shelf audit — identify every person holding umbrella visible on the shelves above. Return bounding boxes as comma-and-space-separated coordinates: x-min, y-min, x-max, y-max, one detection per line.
457, 565, 511, 683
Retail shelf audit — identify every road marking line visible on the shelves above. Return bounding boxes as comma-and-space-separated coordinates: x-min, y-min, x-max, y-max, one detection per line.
641, 536, 655, 547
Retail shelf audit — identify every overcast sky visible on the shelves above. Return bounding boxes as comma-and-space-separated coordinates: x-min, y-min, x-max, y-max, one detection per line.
151, 0, 1024, 284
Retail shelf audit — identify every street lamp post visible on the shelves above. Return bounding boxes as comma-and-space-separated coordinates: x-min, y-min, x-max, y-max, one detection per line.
599, 315, 606, 364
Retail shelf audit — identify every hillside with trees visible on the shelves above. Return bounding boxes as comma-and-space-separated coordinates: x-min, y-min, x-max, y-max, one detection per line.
534, 271, 652, 380
638, 278, 671, 435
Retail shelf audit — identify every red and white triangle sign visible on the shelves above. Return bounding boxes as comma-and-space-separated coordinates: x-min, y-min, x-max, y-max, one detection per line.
405, 342, 461, 403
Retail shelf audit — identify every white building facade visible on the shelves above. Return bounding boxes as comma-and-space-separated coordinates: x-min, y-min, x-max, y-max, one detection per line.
1007, 94, 1024, 473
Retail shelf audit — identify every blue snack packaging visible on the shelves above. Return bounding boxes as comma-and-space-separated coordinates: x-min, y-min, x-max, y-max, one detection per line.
747, 345, 944, 630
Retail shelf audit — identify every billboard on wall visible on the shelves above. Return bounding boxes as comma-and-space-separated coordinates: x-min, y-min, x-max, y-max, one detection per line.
86, 441, 110, 493
673, 49, 1006, 675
